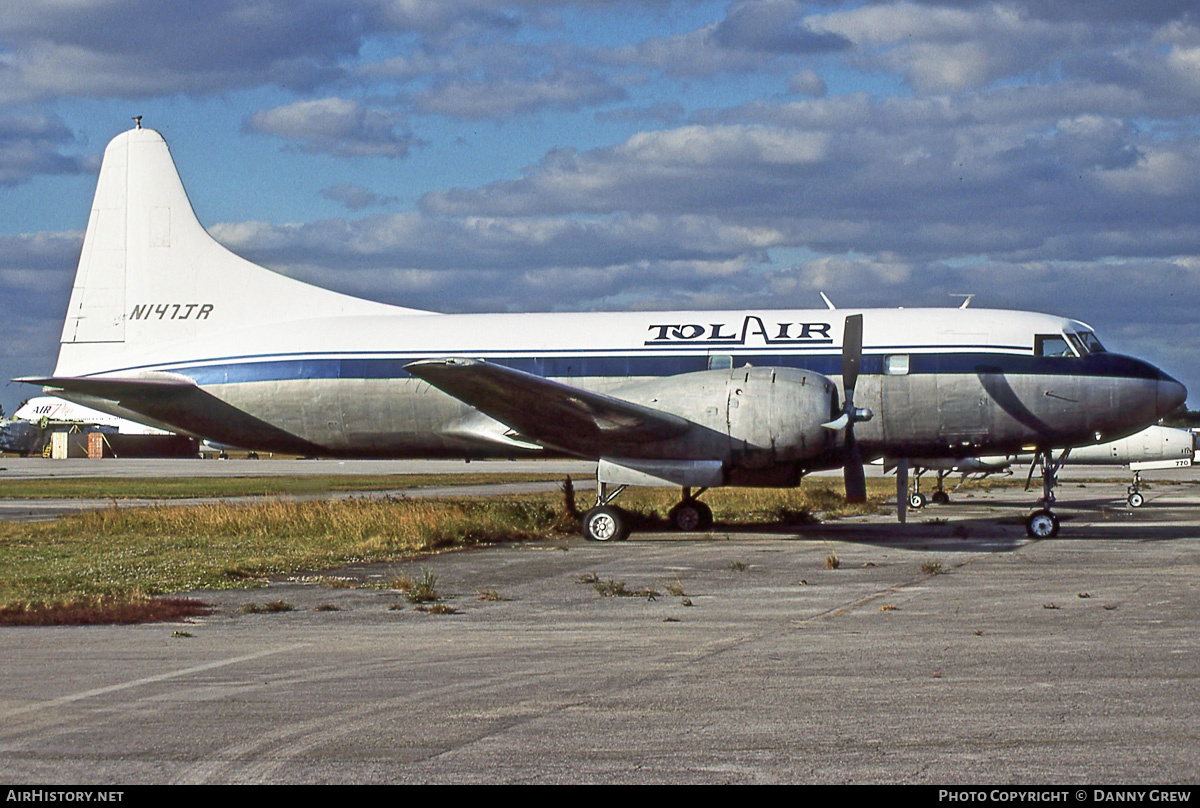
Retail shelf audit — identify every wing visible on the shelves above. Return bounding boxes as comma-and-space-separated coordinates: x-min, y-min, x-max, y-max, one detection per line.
405, 358, 691, 456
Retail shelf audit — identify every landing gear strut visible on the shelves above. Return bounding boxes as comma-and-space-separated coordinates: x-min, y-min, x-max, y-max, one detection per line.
931, 471, 951, 505
1024, 450, 1068, 538
1127, 471, 1145, 508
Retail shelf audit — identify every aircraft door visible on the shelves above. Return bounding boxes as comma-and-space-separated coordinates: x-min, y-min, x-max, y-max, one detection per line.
880, 353, 922, 445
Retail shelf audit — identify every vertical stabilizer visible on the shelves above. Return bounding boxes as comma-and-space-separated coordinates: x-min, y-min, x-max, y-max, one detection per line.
56, 125, 422, 376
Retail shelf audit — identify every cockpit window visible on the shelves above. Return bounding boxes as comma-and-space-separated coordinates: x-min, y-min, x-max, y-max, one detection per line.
1077, 331, 1105, 353
1066, 332, 1087, 356
1035, 334, 1076, 357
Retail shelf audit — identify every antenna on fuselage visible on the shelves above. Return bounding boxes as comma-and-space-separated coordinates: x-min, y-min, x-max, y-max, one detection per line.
951, 293, 974, 309
132, 115, 143, 130
819, 292, 836, 310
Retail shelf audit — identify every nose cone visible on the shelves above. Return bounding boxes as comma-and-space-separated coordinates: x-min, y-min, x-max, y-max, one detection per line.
1158, 373, 1188, 419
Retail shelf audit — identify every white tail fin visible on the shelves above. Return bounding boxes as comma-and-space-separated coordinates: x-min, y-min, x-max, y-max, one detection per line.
56, 126, 424, 375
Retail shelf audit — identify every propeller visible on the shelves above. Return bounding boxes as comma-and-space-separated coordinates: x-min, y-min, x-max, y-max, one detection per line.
823, 313, 874, 503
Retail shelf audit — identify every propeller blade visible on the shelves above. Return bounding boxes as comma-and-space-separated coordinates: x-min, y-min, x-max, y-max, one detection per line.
844, 427, 867, 503
838, 313, 868, 504
842, 313, 863, 396
895, 458, 908, 523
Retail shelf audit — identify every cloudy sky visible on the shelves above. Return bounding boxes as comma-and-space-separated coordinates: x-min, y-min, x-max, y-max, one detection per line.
2, 0, 1200, 416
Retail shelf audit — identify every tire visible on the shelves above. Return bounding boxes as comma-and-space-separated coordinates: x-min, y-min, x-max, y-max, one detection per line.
1025, 509, 1059, 538
582, 505, 630, 542
1128, 492, 1144, 508
931, 490, 950, 505
909, 492, 926, 509
668, 501, 713, 532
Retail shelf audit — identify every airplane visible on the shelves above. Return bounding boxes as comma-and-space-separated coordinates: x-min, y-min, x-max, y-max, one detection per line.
0, 395, 171, 455
900, 424, 1194, 511
14, 123, 1188, 540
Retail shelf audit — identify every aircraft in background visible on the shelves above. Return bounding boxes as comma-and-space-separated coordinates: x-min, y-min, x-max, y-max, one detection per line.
16, 124, 1187, 539
900, 424, 1194, 511
0, 395, 170, 456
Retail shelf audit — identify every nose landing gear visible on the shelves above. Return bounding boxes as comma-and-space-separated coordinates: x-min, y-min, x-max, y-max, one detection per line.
1024, 450, 1068, 538
1127, 471, 1145, 508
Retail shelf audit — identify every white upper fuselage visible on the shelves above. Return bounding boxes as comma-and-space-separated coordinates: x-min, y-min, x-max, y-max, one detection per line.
59, 306, 1083, 380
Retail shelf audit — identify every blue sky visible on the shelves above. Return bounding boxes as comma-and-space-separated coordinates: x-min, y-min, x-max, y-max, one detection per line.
3, 0, 1200, 416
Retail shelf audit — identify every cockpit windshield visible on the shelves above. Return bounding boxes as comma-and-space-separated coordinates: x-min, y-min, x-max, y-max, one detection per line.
1039, 330, 1107, 358
1077, 331, 1106, 353
1035, 334, 1076, 357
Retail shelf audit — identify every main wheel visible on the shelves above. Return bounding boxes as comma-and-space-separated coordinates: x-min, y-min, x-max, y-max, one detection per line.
668, 500, 713, 532
582, 505, 631, 542
1025, 509, 1060, 538
931, 490, 950, 505
909, 492, 926, 509
1128, 492, 1144, 508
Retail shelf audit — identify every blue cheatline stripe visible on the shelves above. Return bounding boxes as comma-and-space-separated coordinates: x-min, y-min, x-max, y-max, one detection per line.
168, 351, 1165, 385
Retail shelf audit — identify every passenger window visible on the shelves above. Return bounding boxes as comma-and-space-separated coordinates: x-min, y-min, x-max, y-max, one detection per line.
1035, 334, 1075, 357
708, 354, 733, 370
884, 354, 910, 375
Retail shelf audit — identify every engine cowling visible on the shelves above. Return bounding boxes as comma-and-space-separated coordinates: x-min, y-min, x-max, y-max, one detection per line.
608, 366, 838, 467
726, 366, 838, 467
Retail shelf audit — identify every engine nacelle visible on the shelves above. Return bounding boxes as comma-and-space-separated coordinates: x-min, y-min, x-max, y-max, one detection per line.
608, 365, 838, 468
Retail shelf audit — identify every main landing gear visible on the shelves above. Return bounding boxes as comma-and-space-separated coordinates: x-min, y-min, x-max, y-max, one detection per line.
580, 484, 713, 542
582, 482, 631, 542
667, 487, 713, 531
1024, 450, 1069, 538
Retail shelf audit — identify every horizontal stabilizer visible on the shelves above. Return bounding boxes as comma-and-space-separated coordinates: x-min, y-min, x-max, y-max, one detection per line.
16, 372, 198, 399
405, 358, 691, 456
16, 373, 323, 455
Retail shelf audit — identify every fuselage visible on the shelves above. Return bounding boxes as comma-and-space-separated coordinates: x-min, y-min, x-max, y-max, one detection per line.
58, 305, 1186, 465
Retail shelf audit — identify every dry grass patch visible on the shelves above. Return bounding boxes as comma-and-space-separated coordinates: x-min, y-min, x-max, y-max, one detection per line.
594, 579, 660, 599
416, 603, 459, 615
0, 596, 211, 626
0, 496, 569, 612
240, 599, 294, 614
395, 570, 440, 604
